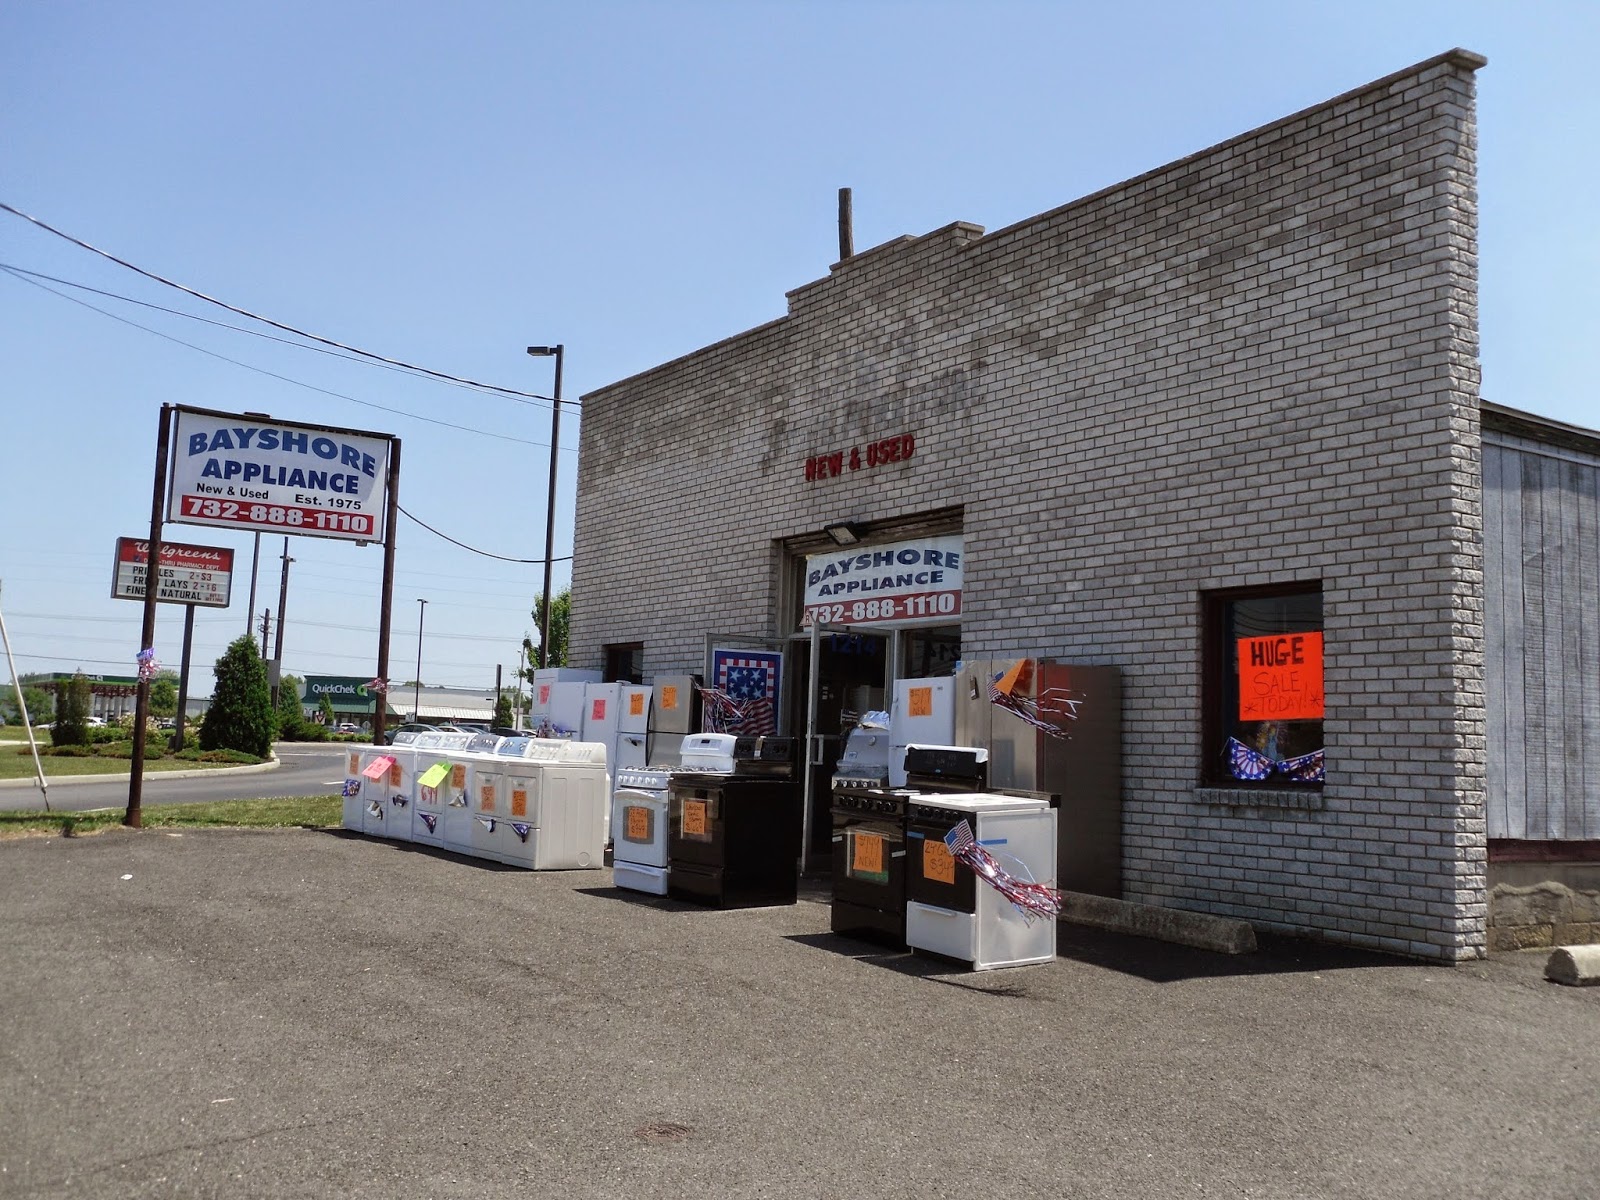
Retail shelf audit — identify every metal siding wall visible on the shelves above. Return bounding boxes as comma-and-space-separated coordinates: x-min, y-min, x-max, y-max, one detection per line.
1485, 438, 1600, 840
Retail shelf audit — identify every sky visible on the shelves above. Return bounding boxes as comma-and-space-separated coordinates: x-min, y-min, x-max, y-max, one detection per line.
2, 1, 1597, 707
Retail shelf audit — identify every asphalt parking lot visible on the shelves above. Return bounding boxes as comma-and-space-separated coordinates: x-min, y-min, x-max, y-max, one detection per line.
2, 826, 1597, 1199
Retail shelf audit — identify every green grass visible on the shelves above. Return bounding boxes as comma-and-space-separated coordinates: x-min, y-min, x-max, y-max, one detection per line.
0, 795, 341, 838
0, 745, 265, 781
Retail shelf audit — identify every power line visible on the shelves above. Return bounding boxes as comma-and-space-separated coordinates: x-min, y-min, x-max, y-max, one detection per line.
0, 266, 568, 451
0, 260, 561, 410
0, 200, 579, 408
400, 504, 573, 565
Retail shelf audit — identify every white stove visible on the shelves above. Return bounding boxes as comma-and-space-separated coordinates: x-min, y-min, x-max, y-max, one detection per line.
611, 764, 681, 895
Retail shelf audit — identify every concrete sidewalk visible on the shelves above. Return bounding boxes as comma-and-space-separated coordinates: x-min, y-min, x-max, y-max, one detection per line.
2, 827, 1595, 1199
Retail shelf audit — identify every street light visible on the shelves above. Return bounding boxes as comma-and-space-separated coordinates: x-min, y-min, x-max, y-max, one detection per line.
526, 344, 564, 670
413, 598, 428, 722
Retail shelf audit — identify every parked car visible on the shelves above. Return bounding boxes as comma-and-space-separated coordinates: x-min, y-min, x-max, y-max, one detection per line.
337, 722, 360, 734
85, 717, 107, 728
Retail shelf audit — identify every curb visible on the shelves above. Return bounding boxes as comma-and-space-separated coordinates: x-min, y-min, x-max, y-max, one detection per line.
0, 756, 281, 790
1059, 891, 1258, 955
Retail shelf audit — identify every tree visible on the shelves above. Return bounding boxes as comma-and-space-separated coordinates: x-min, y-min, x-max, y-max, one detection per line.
1, 684, 53, 726
199, 635, 274, 757
492, 691, 514, 729
53, 673, 91, 746
149, 673, 179, 720
319, 692, 336, 728
276, 674, 306, 740
523, 586, 571, 677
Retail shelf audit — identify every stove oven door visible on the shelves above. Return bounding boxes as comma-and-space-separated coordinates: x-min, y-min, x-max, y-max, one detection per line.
831, 805, 906, 913
613, 788, 669, 868
905, 809, 978, 915
669, 778, 725, 868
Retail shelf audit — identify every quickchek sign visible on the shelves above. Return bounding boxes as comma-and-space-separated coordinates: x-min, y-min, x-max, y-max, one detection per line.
802, 535, 963, 627
168, 408, 392, 543
304, 676, 378, 712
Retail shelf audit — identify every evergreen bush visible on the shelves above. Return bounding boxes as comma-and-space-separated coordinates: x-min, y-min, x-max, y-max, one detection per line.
199, 636, 275, 758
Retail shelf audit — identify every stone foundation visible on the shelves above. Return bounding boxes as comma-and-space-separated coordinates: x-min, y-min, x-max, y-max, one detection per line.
1487, 881, 1600, 951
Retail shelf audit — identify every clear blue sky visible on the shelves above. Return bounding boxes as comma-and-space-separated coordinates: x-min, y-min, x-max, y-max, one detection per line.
2, 1, 1596, 703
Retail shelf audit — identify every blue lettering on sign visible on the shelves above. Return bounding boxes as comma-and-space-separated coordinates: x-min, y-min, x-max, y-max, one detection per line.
187, 423, 381, 494
807, 547, 960, 588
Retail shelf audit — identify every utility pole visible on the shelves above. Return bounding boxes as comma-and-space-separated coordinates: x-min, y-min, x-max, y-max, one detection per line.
260, 609, 272, 660
270, 537, 293, 708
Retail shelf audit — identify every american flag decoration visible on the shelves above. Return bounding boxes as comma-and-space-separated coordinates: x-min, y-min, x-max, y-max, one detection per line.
988, 659, 1083, 741
1226, 737, 1325, 783
944, 818, 1063, 924
417, 812, 439, 834
136, 647, 160, 682
510, 822, 531, 843
342, 778, 361, 797
474, 816, 496, 833
707, 649, 782, 736
365, 677, 390, 695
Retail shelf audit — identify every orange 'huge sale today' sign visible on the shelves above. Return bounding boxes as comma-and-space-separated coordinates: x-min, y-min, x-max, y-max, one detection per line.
1237, 633, 1324, 722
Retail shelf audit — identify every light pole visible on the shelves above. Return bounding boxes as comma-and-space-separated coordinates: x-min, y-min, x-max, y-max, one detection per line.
526, 344, 563, 669
413, 598, 428, 722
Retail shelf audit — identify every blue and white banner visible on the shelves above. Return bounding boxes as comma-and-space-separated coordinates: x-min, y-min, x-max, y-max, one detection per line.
168, 408, 392, 543
802, 534, 963, 628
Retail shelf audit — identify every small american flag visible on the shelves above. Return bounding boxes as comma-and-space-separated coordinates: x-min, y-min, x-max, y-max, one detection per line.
342, 779, 361, 797
943, 819, 976, 854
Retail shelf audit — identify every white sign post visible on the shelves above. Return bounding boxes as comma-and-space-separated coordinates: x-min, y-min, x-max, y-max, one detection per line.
167, 409, 392, 543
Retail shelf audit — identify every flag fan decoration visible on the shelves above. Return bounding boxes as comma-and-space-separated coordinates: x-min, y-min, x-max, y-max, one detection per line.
943, 819, 1063, 923
703, 648, 782, 735
988, 659, 1082, 740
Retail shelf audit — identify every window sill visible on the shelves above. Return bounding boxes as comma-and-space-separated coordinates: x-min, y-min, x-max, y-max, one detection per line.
1195, 786, 1325, 811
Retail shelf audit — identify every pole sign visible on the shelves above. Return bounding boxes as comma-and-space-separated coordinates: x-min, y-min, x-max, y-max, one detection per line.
111, 537, 235, 608
801, 534, 964, 628
167, 408, 392, 543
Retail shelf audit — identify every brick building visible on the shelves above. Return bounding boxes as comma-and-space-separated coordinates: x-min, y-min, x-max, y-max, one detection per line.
568, 49, 1598, 961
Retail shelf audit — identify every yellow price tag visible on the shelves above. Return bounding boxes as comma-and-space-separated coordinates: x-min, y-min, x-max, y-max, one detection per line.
923, 840, 956, 885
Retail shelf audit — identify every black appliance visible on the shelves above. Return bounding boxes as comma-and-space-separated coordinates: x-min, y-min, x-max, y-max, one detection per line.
668, 773, 802, 907
827, 740, 992, 947
903, 796, 980, 916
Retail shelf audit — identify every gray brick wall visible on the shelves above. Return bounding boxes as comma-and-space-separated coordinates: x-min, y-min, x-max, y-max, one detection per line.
572, 50, 1487, 960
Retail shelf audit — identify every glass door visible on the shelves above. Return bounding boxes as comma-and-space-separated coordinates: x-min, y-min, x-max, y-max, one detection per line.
793, 622, 892, 872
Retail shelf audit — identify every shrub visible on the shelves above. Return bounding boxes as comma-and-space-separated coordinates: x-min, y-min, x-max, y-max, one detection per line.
52, 674, 91, 746
199, 636, 274, 757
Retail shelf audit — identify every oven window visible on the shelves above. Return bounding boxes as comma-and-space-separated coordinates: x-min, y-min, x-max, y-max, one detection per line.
1202, 584, 1324, 786
620, 801, 655, 845
845, 829, 889, 885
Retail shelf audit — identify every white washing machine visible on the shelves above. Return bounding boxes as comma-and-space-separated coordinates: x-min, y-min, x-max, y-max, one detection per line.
476, 740, 609, 869
409, 732, 478, 855
905, 793, 1058, 971
343, 746, 416, 841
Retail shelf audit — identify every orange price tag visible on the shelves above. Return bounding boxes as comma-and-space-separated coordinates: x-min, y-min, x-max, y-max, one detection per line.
909, 686, 933, 718
626, 805, 651, 841
592, 698, 607, 720
538, 684, 550, 704
347, 753, 360, 774
922, 840, 956, 885
852, 832, 884, 875
388, 763, 402, 787
629, 692, 645, 717
682, 799, 708, 837
661, 685, 678, 710
511, 788, 527, 818
479, 783, 496, 812
451, 764, 465, 790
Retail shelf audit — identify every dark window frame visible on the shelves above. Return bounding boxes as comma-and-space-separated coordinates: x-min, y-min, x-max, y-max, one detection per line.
604, 642, 644, 685
1200, 581, 1325, 789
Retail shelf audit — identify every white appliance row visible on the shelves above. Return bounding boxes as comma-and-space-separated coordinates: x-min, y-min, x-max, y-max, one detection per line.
340, 731, 610, 869
528, 670, 651, 774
